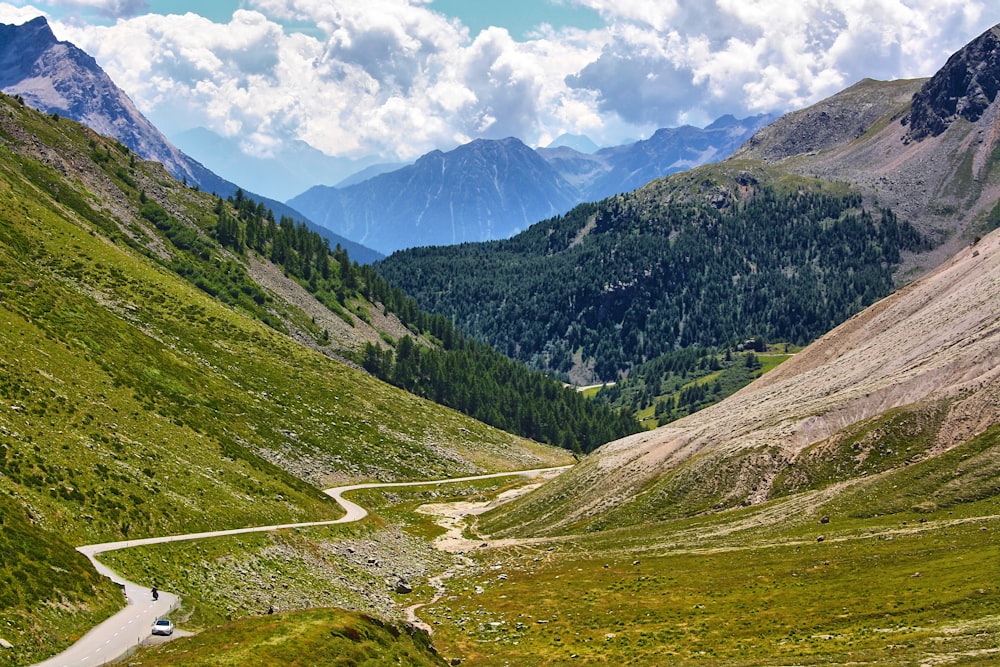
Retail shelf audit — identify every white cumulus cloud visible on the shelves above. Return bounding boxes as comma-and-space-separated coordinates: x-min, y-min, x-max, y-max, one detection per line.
0, 0, 994, 160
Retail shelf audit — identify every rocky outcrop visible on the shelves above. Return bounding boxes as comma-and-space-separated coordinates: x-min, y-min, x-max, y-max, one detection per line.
904, 25, 1000, 140
0, 17, 196, 182
732, 22, 1000, 272
734, 78, 923, 162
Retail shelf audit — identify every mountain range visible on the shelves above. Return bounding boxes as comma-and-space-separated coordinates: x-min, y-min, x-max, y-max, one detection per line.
1, 15, 999, 667
289, 114, 774, 255
0, 16, 774, 259
382, 23, 1000, 529
377, 27, 1000, 384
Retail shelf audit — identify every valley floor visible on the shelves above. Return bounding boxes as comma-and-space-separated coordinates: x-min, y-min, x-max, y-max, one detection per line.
43, 441, 1000, 667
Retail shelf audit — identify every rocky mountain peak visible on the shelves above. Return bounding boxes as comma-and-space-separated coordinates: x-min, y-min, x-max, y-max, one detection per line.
0, 17, 368, 261
0, 16, 59, 85
0, 14, 54, 46
904, 23, 1000, 140
0, 17, 189, 173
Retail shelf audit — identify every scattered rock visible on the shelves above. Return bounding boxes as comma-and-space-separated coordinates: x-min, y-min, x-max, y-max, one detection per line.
395, 578, 413, 594
819, 515, 830, 524
0, 638, 12, 649
816, 535, 825, 542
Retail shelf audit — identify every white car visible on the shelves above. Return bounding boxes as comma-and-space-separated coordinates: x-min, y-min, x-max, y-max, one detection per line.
151, 618, 174, 636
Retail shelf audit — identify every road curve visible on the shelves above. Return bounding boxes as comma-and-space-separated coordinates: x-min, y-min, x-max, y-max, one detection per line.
33, 466, 570, 667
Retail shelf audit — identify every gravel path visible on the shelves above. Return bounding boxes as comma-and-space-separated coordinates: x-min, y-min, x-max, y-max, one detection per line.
32, 466, 571, 667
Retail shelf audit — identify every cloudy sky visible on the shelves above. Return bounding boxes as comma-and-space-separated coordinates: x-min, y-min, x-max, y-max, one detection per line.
0, 0, 994, 162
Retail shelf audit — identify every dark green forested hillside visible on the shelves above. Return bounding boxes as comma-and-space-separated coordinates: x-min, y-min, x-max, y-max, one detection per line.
376, 177, 928, 382
201, 190, 639, 451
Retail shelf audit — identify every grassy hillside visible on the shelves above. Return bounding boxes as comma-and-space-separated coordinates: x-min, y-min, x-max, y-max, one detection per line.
0, 494, 122, 665
128, 608, 447, 666
135, 430, 998, 666
0, 93, 570, 664
430, 443, 999, 665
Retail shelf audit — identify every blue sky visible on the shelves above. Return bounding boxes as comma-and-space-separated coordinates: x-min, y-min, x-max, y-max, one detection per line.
426, 0, 603, 38
0, 1, 995, 164
48, 0, 605, 37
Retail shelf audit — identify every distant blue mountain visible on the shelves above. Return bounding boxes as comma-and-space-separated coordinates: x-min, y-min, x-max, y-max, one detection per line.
334, 161, 407, 188
538, 113, 778, 201
289, 114, 776, 255
546, 133, 601, 154
171, 127, 392, 202
289, 137, 581, 255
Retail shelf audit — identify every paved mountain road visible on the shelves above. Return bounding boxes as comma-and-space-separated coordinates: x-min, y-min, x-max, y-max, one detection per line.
31, 466, 569, 667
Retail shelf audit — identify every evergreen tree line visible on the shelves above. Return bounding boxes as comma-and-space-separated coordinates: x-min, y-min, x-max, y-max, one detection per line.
362, 336, 639, 452
595, 346, 768, 426
375, 185, 929, 382
192, 190, 640, 452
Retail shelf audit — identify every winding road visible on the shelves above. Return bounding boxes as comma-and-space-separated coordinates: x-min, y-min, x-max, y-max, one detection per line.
31, 466, 570, 667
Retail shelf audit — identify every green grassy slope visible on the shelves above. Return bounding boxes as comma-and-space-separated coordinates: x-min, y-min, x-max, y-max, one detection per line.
0, 494, 122, 666
141, 430, 996, 666
425, 426, 1000, 665
129, 608, 447, 666
0, 95, 570, 664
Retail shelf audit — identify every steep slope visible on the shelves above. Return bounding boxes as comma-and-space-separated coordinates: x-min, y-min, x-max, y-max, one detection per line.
0, 93, 571, 662
0, 95, 571, 535
0, 17, 382, 264
736, 23, 1000, 273
0, 16, 190, 181
290, 137, 580, 255
484, 226, 1000, 536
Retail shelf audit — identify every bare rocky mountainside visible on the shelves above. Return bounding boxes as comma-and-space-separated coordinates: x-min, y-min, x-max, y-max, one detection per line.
492, 223, 1000, 536
735, 25, 1000, 274
0, 17, 191, 181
